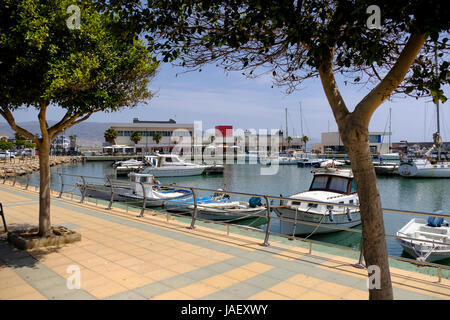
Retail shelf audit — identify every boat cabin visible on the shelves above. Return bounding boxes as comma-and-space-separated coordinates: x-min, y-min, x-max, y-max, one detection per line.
128, 172, 159, 197
144, 154, 192, 167
309, 169, 356, 195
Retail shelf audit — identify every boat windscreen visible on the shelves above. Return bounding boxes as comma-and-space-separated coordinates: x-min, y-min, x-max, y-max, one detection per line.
310, 176, 328, 190
328, 176, 350, 193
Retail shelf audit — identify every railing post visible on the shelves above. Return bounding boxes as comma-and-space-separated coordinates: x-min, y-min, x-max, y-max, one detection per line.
2, 167, 6, 184
290, 207, 299, 240
188, 188, 197, 229
25, 172, 30, 190
0, 203, 7, 232
58, 173, 64, 198
138, 182, 146, 217
80, 176, 87, 203
438, 267, 442, 283
12, 168, 17, 186
261, 196, 272, 247
354, 237, 366, 269
107, 177, 114, 210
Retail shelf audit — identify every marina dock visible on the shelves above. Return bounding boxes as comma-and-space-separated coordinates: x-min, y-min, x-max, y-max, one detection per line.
0, 182, 449, 300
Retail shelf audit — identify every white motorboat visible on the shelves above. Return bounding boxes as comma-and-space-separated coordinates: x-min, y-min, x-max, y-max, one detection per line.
113, 158, 144, 176
266, 155, 298, 165
76, 181, 132, 202
274, 168, 361, 235
319, 159, 346, 168
398, 158, 450, 178
164, 194, 267, 221
396, 216, 450, 262
297, 154, 323, 168
113, 158, 143, 169
398, 62, 450, 178
119, 172, 192, 207
140, 154, 207, 177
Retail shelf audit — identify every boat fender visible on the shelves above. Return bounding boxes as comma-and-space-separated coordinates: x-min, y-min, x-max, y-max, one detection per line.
346, 208, 352, 221
328, 209, 334, 222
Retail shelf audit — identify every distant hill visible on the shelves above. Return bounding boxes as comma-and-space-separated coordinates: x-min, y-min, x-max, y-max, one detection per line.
0, 121, 322, 147
0, 121, 110, 147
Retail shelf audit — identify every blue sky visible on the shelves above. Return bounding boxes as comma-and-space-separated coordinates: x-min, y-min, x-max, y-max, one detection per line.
5, 62, 450, 143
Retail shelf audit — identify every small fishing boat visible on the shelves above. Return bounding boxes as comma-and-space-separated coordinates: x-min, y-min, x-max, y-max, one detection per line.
164, 193, 267, 222
76, 180, 132, 202
119, 173, 192, 207
140, 154, 207, 177
396, 215, 450, 262
274, 168, 361, 235
113, 158, 143, 169
297, 156, 323, 168
319, 159, 346, 168
113, 159, 144, 176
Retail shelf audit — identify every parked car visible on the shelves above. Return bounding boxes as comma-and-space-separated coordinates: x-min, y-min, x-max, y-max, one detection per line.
0, 151, 15, 159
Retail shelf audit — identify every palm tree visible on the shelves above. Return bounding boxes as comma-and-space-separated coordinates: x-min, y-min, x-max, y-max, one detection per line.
301, 135, 309, 152
130, 131, 142, 145
104, 128, 118, 145
153, 132, 162, 152
286, 136, 293, 151
209, 135, 216, 144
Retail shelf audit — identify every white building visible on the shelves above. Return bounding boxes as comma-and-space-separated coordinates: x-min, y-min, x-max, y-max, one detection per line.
110, 118, 194, 154
321, 131, 391, 154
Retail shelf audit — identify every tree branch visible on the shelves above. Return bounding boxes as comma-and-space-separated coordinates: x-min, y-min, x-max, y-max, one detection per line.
353, 32, 426, 126
51, 111, 96, 139
0, 107, 39, 144
47, 109, 74, 137
318, 47, 350, 124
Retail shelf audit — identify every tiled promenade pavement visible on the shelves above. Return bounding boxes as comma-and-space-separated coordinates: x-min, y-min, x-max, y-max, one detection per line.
0, 183, 449, 300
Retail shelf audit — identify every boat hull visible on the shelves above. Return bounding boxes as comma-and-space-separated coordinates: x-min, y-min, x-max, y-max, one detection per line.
141, 166, 206, 177
397, 239, 450, 263
192, 207, 266, 221
77, 183, 130, 202
398, 161, 450, 178
119, 191, 192, 207
275, 207, 361, 235
165, 201, 267, 221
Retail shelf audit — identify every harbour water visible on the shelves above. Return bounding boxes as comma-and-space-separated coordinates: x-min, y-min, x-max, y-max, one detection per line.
18, 160, 450, 265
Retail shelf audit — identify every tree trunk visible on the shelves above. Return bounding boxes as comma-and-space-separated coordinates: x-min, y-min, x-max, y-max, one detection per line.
38, 139, 52, 237
340, 123, 393, 300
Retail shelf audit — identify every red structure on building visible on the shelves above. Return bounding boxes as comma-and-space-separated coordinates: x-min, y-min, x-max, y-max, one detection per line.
215, 125, 233, 138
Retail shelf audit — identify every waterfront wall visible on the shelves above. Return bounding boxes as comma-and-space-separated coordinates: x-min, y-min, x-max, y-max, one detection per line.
0, 156, 82, 177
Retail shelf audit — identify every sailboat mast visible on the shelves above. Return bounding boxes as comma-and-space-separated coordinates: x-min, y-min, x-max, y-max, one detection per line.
300, 102, 304, 138
285, 107, 288, 151
435, 49, 441, 161
389, 107, 392, 152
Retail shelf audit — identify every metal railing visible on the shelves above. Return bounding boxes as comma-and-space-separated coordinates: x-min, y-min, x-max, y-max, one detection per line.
4, 170, 450, 282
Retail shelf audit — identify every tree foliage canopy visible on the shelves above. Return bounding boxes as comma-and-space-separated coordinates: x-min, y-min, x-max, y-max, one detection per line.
112, 0, 448, 104
131, 131, 142, 144
0, 0, 159, 143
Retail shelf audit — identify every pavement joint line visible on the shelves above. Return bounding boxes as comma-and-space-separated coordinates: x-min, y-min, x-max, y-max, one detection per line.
0, 241, 95, 300
0, 184, 448, 299
107, 256, 253, 300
